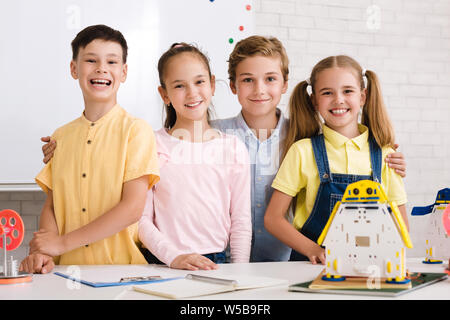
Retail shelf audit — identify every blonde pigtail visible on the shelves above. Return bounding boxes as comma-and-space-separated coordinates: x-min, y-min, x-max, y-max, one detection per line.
362, 70, 395, 148
283, 80, 321, 159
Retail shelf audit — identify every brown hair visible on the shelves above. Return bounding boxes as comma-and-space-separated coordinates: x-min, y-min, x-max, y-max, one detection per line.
227, 35, 289, 84
157, 42, 213, 129
71, 24, 128, 63
283, 55, 395, 159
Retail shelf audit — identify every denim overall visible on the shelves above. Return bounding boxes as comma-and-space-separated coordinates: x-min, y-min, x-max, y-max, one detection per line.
290, 134, 382, 261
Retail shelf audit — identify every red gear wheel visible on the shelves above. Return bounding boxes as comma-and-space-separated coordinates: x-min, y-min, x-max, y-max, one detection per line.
0, 209, 24, 251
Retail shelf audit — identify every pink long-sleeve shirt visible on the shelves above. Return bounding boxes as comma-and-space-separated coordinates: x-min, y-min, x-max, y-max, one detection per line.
138, 128, 252, 266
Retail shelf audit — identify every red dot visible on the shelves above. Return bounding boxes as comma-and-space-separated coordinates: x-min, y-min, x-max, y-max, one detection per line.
239, 26, 244, 31
246, 4, 251, 11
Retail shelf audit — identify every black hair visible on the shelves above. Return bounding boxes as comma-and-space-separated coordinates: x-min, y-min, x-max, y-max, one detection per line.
71, 24, 128, 63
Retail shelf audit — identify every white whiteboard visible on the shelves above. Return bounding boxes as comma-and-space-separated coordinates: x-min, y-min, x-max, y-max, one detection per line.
0, 0, 254, 186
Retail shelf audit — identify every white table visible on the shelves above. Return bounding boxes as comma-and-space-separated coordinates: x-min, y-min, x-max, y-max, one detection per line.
1, 258, 448, 301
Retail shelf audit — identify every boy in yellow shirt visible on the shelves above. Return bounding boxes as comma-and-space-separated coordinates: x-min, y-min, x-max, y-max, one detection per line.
19, 25, 159, 274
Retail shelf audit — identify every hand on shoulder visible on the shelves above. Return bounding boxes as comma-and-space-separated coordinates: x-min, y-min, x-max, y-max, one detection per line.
41, 136, 56, 164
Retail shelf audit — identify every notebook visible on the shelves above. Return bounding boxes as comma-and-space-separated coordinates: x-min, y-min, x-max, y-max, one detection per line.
133, 273, 288, 299
307, 269, 413, 290
289, 271, 448, 297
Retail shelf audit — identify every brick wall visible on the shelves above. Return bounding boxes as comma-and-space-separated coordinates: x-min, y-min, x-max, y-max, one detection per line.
1, 0, 449, 263
254, 0, 450, 257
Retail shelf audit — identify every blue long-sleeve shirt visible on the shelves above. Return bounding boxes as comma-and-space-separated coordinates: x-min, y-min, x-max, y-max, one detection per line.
211, 109, 292, 262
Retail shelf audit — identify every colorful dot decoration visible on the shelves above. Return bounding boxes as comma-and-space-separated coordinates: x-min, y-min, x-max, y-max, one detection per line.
226, 4, 252, 44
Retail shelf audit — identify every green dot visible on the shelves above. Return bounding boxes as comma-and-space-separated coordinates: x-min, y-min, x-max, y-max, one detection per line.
228, 38, 234, 44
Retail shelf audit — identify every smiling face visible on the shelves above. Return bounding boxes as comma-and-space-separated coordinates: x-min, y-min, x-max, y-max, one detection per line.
230, 55, 287, 120
312, 67, 366, 138
70, 39, 127, 106
158, 52, 215, 124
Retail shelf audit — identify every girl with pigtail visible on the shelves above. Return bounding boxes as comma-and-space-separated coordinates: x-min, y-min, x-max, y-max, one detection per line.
264, 55, 408, 264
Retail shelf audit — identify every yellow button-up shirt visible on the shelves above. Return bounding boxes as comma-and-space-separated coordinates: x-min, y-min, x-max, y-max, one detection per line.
36, 105, 160, 265
272, 124, 407, 230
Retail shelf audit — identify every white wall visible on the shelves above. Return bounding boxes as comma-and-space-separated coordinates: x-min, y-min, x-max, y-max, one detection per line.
253, 0, 450, 257
0, 0, 253, 185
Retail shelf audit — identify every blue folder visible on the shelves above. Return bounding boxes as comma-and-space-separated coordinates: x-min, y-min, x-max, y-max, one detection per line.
54, 271, 182, 288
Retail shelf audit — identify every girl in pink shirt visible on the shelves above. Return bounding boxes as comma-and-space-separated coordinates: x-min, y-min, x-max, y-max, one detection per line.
138, 43, 252, 270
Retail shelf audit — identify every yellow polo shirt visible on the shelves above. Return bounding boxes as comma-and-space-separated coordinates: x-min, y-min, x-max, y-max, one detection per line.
36, 104, 160, 265
272, 124, 407, 230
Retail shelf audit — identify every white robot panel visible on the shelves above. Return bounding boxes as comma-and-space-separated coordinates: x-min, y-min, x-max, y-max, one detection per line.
412, 188, 450, 263
318, 180, 412, 283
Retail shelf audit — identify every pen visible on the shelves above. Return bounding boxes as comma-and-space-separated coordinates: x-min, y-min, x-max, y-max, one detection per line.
119, 276, 162, 282
186, 274, 237, 286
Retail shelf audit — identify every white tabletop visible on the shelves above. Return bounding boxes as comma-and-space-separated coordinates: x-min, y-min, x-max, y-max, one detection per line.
1, 258, 448, 300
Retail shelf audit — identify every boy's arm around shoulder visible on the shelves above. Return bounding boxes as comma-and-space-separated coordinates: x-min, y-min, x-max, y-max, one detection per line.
384, 143, 407, 178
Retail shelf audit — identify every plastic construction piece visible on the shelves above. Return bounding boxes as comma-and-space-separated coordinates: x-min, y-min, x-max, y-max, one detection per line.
246, 4, 251, 11
411, 189, 450, 216
411, 188, 450, 263
422, 259, 443, 265
0, 209, 24, 251
386, 277, 411, 285
321, 274, 346, 282
317, 180, 413, 284
239, 25, 244, 31
228, 38, 234, 44
0, 209, 32, 284
0, 274, 33, 285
